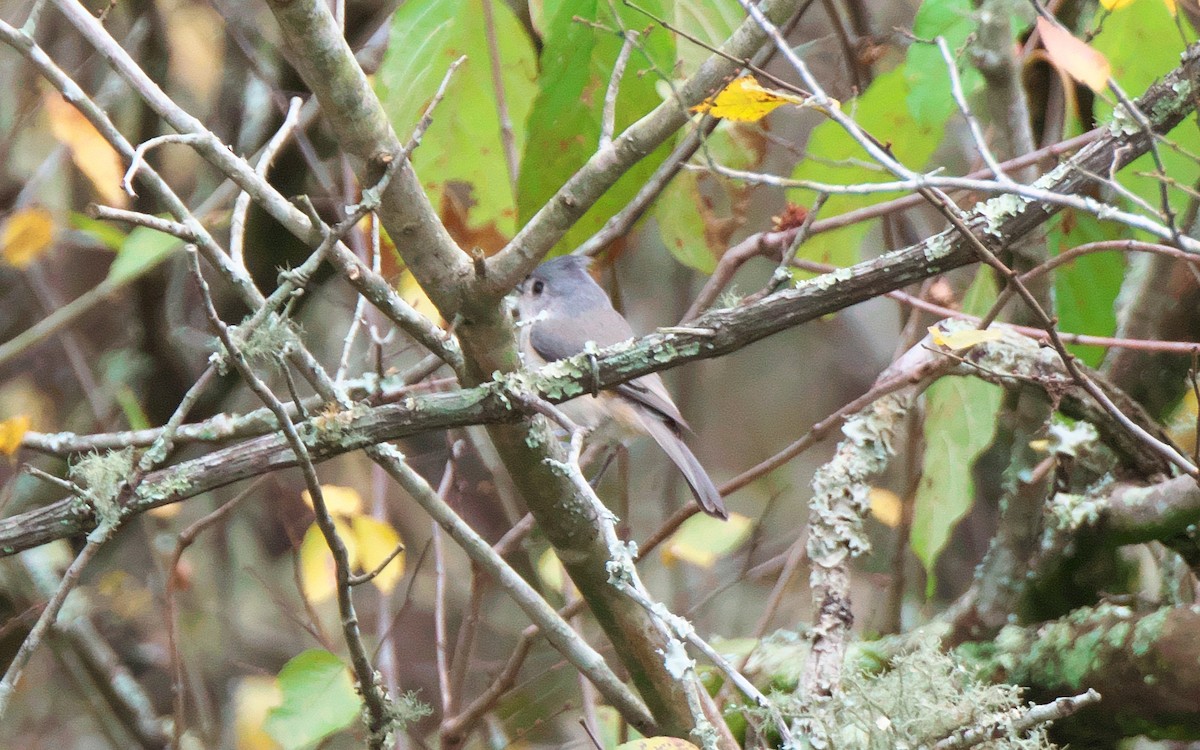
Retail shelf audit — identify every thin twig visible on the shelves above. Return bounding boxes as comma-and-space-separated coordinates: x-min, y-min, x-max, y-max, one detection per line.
88, 205, 198, 241
166, 478, 266, 748
480, 0, 519, 196
432, 451, 457, 715
600, 31, 637, 150
122, 133, 207, 196
230, 96, 303, 269
184, 247, 393, 746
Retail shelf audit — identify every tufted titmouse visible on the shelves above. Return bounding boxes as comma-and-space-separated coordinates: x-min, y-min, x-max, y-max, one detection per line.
515, 255, 727, 520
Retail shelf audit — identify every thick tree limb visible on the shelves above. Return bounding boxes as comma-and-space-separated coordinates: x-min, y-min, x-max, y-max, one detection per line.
960, 604, 1200, 742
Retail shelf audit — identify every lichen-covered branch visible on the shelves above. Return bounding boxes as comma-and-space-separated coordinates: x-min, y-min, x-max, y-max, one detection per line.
960, 604, 1200, 742
802, 391, 913, 698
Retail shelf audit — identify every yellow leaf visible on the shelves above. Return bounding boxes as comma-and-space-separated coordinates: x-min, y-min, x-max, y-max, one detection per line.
396, 268, 442, 325
349, 515, 405, 592
869, 488, 903, 528
661, 512, 752, 569
1099, 0, 1138, 7
1166, 386, 1198, 457
537, 547, 570, 593
44, 95, 128, 208
299, 518, 357, 603
1, 208, 55, 269
95, 569, 153, 619
690, 76, 806, 122
1037, 17, 1112, 92
232, 676, 283, 750
0, 415, 30, 458
928, 325, 1004, 351
300, 485, 362, 517
1164, 0, 1178, 15
164, 4, 225, 108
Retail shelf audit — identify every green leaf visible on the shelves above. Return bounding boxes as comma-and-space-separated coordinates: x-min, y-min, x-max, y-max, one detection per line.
376, 0, 538, 237
655, 172, 716, 272
662, 512, 753, 568
654, 120, 763, 272
673, 0, 743, 77
1046, 211, 1125, 366
69, 212, 126, 251
789, 65, 941, 270
911, 270, 1003, 588
904, 0, 981, 127
264, 649, 360, 750
1091, 0, 1200, 218
106, 226, 178, 284
516, 0, 676, 255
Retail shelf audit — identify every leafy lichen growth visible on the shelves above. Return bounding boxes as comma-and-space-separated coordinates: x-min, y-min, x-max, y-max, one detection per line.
921, 232, 954, 263
300, 402, 368, 449
807, 393, 908, 567
977, 193, 1033, 237
1107, 104, 1141, 137
69, 447, 135, 530
780, 637, 1055, 749
134, 466, 194, 509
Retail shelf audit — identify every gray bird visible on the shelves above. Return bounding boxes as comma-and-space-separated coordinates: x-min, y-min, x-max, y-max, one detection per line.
515, 255, 727, 520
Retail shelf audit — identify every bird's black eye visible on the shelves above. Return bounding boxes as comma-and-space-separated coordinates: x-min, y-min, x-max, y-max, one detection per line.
531, 279, 545, 295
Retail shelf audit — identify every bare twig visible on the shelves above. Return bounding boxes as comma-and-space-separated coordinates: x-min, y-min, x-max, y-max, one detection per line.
230, 96, 303, 268
481, 0, 519, 196
933, 689, 1101, 750
600, 31, 637, 150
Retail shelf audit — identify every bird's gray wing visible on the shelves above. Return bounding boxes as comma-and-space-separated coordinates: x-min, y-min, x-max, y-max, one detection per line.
530, 306, 689, 428
528, 305, 633, 361
617, 375, 688, 430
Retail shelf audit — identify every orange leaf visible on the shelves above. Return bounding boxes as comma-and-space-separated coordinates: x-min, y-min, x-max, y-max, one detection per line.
1037, 17, 1111, 92
0, 415, 30, 458
1, 208, 55, 268
691, 76, 806, 122
44, 95, 128, 208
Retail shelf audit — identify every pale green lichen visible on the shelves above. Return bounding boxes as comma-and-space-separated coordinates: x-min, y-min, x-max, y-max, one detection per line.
1032, 162, 1071, 190
300, 402, 368, 448
781, 637, 1055, 750
662, 638, 694, 679
211, 313, 301, 374
1047, 481, 1107, 532
805, 265, 855, 292
922, 233, 954, 263
537, 357, 588, 400
1108, 104, 1141, 137
977, 193, 1033, 237
135, 468, 194, 507
807, 393, 908, 567
1130, 606, 1170, 657
69, 447, 135, 529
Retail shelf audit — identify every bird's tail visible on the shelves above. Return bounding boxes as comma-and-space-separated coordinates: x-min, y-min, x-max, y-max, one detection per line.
638, 414, 728, 520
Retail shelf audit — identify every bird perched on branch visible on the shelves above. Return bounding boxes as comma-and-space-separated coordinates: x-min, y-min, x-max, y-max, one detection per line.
515, 254, 727, 520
